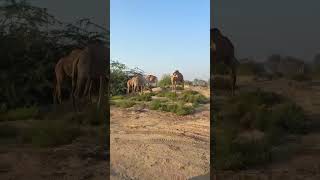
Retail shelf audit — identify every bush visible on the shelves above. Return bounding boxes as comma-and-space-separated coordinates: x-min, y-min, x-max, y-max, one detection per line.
130, 93, 152, 101
0, 107, 39, 121
25, 120, 82, 147
156, 91, 177, 100
158, 74, 172, 88
270, 103, 306, 134
111, 99, 136, 108
214, 90, 306, 170
179, 90, 208, 104
149, 100, 194, 115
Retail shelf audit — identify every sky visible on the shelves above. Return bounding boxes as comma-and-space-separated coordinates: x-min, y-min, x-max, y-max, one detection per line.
212, 0, 320, 62
30, 0, 109, 29
111, 0, 210, 81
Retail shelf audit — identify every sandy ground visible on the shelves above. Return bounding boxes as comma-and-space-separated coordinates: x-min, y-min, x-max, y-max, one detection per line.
215, 78, 320, 180
110, 88, 210, 180
0, 136, 109, 180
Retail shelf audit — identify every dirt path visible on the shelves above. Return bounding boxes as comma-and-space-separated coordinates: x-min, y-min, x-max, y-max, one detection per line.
110, 88, 210, 180
216, 78, 320, 179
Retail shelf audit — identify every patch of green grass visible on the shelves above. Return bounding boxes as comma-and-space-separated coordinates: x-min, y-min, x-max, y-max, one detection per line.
130, 93, 152, 101
179, 90, 208, 104
110, 95, 125, 100
111, 99, 136, 108
0, 107, 39, 121
156, 91, 178, 100
24, 120, 82, 148
149, 100, 194, 115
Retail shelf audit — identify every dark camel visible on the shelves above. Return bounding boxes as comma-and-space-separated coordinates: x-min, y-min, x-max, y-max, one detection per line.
211, 28, 239, 95
53, 48, 83, 104
171, 70, 184, 91
145, 74, 158, 91
72, 40, 108, 111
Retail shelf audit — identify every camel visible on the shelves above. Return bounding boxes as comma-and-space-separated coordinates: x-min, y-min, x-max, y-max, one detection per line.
53, 48, 83, 104
211, 28, 239, 95
72, 40, 108, 111
145, 74, 158, 91
126, 74, 145, 94
127, 78, 135, 94
171, 70, 184, 91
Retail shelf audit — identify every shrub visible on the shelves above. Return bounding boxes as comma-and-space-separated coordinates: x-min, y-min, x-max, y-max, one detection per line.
149, 100, 194, 115
130, 93, 152, 101
158, 74, 172, 88
25, 120, 82, 147
0, 107, 39, 121
270, 103, 306, 134
179, 90, 208, 104
214, 90, 306, 170
111, 99, 136, 108
156, 91, 177, 100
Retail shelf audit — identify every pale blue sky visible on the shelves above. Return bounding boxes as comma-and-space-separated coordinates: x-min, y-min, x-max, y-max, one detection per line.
111, 0, 210, 81
213, 0, 320, 61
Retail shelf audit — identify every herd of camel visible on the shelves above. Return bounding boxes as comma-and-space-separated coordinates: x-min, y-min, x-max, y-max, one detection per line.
126, 70, 185, 94
53, 40, 108, 110
52, 27, 237, 108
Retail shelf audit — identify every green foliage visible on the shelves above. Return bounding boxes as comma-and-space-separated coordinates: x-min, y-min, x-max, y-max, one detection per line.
111, 99, 136, 108
214, 90, 306, 170
110, 61, 129, 96
130, 93, 152, 101
158, 74, 172, 88
156, 91, 177, 100
0, 1, 108, 108
0, 106, 39, 121
149, 100, 194, 115
179, 90, 208, 104
26, 120, 82, 148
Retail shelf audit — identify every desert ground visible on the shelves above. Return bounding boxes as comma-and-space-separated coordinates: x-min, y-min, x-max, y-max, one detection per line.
215, 76, 320, 180
0, 104, 109, 180
110, 86, 210, 180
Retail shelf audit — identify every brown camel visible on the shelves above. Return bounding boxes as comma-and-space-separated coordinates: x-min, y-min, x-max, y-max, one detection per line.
72, 40, 108, 111
171, 70, 184, 91
211, 28, 239, 95
127, 78, 135, 94
53, 48, 83, 104
133, 74, 146, 94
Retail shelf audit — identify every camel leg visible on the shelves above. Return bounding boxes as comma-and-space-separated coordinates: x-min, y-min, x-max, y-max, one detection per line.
73, 76, 86, 112
88, 80, 93, 103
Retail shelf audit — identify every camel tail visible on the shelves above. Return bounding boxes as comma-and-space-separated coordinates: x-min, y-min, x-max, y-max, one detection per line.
71, 57, 79, 110
97, 76, 105, 111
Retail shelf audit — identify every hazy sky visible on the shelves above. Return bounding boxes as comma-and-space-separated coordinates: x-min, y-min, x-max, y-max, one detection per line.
212, 0, 320, 62
111, 0, 210, 81
30, 0, 109, 28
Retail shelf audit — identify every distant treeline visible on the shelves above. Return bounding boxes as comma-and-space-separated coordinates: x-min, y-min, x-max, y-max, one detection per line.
0, 0, 108, 109
214, 54, 320, 79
